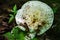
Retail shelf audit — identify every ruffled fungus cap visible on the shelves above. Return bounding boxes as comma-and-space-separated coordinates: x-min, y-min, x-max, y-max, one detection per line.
15, 1, 54, 35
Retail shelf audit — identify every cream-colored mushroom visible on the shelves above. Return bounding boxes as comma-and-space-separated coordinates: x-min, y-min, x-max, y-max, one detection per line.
15, 1, 54, 39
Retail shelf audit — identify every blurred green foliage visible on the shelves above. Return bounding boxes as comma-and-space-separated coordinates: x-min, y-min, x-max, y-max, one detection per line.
8, 4, 17, 23
4, 27, 26, 40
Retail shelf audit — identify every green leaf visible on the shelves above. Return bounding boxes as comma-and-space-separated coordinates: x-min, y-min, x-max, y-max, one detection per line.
11, 27, 25, 40
31, 37, 38, 40
19, 32, 25, 40
4, 27, 26, 40
4, 32, 14, 40
8, 4, 17, 23
13, 4, 17, 15
9, 14, 13, 16
8, 14, 14, 23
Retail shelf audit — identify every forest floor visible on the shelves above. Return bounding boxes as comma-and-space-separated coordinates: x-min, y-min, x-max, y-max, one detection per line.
0, 0, 60, 40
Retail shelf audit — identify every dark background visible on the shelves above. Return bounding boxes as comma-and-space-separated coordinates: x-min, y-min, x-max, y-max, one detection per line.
0, 0, 60, 40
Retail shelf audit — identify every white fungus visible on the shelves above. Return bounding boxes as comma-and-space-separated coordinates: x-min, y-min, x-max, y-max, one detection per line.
15, 1, 54, 39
